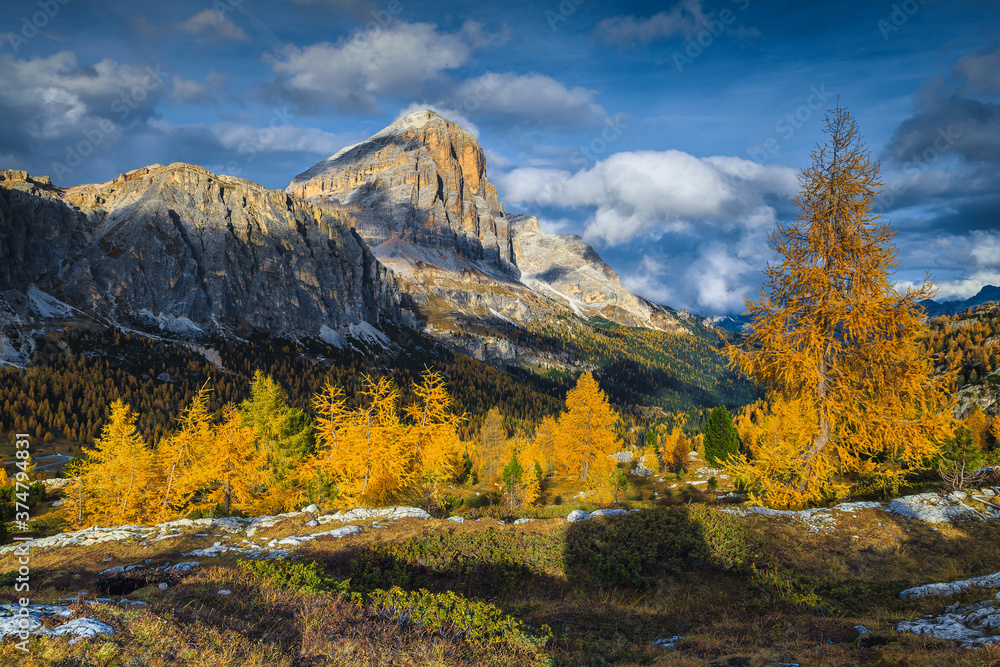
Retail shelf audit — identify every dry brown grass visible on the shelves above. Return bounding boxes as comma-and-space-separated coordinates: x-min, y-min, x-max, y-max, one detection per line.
2, 501, 1000, 666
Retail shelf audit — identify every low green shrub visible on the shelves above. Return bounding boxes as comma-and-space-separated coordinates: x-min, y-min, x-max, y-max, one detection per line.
240, 559, 346, 594
348, 547, 413, 592
0, 481, 46, 522
564, 506, 765, 589
363, 585, 550, 650
342, 528, 565, 595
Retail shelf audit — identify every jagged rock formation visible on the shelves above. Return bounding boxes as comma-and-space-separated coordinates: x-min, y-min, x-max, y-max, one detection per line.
288, 110, 688, 336
510, 215, 688, 331
287, 109, 516, 276
0, 164, 399, 346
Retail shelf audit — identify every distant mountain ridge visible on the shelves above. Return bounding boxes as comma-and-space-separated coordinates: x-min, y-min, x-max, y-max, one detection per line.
920, 286, 1000, 317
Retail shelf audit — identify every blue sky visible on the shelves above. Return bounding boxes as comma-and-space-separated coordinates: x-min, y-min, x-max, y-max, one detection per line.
1, 0, 998, 314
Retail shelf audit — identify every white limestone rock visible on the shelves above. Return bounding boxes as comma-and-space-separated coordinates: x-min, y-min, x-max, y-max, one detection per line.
901, 572, 1000, 600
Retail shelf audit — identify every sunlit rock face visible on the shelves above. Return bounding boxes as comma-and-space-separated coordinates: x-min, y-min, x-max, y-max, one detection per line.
288, 109, 516, 277
287, 110, 689, 335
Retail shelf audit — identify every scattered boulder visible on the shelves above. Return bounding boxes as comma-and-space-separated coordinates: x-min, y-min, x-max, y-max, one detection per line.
0, 607, 114, 645
651, 636, 683, 649
566, 510, 590, 523
897, 602, 1000, 646
900, 571, 1000, 600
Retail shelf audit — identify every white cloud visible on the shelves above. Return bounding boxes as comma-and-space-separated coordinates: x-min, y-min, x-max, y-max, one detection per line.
922, 230, 1000, 300
621, 256, 676, 305
688, 244, 757, 312
497, 149, 798, 246
174, 121, 356, 155
170, 76, 216, 103
178, 9, 248, 42
267, 22, 472, 111
970, 231, 1000, 268
929, 272, 1000, 301
0, 51, 166, 144
452, 72, 606, 127
595, 0, 708, 46
535, 217, 577, 235
395, 103, 479, 137
483, 148, 510, 169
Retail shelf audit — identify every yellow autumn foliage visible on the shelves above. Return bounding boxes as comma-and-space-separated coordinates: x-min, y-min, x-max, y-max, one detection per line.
552, 372, 621, 481
725, 108, 955, 508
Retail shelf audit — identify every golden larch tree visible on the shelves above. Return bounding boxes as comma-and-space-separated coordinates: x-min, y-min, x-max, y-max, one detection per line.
405, 369, 466, 505
552, 372, 621, 481
471, 407, 511, 484
725, 106, 955, 507
310, 375, 411, 506
525, 418, 555, 475
963, 407, 990, 453
198, 405, 268, 515
154, 386, 216, 521
70, 400, 154, 526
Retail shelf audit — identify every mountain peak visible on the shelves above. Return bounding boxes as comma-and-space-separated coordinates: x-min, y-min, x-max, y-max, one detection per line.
389, 108, 445, 132
287, 108, 514, 275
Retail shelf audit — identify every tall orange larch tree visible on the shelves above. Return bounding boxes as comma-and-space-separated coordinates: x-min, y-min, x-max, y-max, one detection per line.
69, 399, 154, 526
552, 372, 621, 481
725, 107, 955, 507
405, 369, 466, 504
154, 386, 216, 521
197, 405, 267, 515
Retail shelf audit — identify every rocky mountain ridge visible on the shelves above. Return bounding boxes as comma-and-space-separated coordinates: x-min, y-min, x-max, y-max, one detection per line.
921, 285, 1000, 317
0, 164, 399, 364
287, 109, 517, 277
287, 109, 690, 339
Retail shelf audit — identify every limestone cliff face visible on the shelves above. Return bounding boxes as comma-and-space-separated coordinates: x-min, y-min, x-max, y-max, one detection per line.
0, 164, 399, 340
509, 215, 689, 332
509, 215, 650, 322
285, 110, 689, 335
287, 110, 516, 276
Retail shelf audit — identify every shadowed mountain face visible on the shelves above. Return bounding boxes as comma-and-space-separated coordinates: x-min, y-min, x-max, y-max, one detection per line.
0, 164, 399, 345
288, 110, 689, 335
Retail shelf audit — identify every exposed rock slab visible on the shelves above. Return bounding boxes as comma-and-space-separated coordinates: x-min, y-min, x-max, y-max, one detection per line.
0, 604, 113, 645
900, 571, 1000, 600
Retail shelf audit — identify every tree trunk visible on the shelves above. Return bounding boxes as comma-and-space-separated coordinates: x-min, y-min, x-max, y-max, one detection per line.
798, 357, 831, 492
